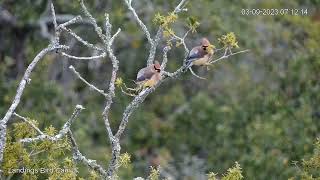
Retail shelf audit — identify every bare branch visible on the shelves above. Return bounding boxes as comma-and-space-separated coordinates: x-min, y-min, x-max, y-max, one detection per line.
102, 49, 119, 121
30, 144, 67, 157
20, 105, 84, 143
124, 0, 153, 44
123, 0, 160, 66
209, 49, 250, 64
189, 67, 206, 80
61, 26, 103, 51
61, 52, 106, 60
115, 88, 153, 140
69, 65, 108, 97
170, 30, 190, 55
50, 2, 58, 31
79, 0, 106, 43
124, 0, 188, 66
110, 28, 122, 45
174, 0, 188, 13
68, 130, 108, 178
106, 85, 160, 176
160, 46, 171, 72
13, 113, 44, 135
101, 16, 120, 141
50, 2, 62, 44
147, 28, 163, 65
104, 13, 112, 39
40, 14, 80, 24
105, 13, 122, 44
162, 66, 185, 79
1, 45, 68, 126
0, 2, 86, 167
58, 15, 82, 28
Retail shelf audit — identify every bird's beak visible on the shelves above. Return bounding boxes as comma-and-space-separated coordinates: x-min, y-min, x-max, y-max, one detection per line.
208, 44, 215, 53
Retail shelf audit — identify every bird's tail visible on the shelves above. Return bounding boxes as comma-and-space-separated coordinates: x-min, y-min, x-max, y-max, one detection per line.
183, 59, 193, 72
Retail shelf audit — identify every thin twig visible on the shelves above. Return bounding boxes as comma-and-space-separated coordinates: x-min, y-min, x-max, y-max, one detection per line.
174, 0, 188, 13
68, 130, 108, 178
79, 0, 106, 43
124, 0, 152, 44
50, 3, 57, 30
160, 46, 171, 72
13, 113, 44, 135
0, 2, 81, 167
69, 65, 108, 97
209, 49, 250, 64
61, 52, 106, 60
29, 145, 67, 157
61, 26, 103, 51
188, 67, 206, 80
20, 105, 84, 143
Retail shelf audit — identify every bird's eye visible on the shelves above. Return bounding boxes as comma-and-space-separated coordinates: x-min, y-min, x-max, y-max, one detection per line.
154, 66, 160, 72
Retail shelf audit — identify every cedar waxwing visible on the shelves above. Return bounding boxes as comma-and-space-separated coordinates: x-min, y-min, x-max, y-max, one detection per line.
136, 61, 162, 88
184, 38, 214, 69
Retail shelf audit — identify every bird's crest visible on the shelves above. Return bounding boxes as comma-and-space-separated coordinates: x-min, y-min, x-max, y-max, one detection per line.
154, 61, 161, 72
201, 38, 210, 47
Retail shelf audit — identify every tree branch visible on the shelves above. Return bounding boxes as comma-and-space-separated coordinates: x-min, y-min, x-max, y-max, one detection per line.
69, 66, 108, 97
209, 49, 250, 64
79, 0, 106, 43
0, 2, 85, 171
160, 46, 171, 72
123, 0, 153, 44
61, 26, 103, 51
68, 130, 108, 178
174, 0, 188, 13
19, 105, 84, 143
61, 52, 106, 60
13, 113, 44, 135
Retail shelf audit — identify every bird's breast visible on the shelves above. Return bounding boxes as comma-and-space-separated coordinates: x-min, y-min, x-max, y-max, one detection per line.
192, 56, 209, 66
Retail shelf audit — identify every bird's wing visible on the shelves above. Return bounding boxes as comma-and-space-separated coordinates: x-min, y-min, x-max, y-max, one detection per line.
136, 67, 154, 82
184, 46, 207, 68
186, 46, 206, 62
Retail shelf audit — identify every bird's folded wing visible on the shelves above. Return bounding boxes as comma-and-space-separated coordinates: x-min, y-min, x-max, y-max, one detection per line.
136, 67, 154, 82
186, 46, 205, 62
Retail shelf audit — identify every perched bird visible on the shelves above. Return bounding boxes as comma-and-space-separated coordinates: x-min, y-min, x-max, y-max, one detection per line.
184, 38, 214, 69
136, 61, 162, 88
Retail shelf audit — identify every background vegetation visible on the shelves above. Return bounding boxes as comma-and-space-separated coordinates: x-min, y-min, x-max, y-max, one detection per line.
0, 0, 320, 179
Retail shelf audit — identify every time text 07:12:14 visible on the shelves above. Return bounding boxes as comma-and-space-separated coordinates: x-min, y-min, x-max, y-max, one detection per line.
241, 9, 308, 16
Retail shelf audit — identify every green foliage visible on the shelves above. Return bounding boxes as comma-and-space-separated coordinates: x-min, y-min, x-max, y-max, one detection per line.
186, 16, 200, 33
3, 134, 30, 176
208, 162, 243, 180
207, 172, 218, 180
119, 152, 131, 168
296, 139, 320, 179
148, 166, 160, 180
13, 120, 37, 139
222, 162, 243, 180
153, 12, 178, 38
218, 32, 239, 48
89, 171, 100, 180
3, 121, 77, 179
115, 77, 124, 88
88, 170, 100, 180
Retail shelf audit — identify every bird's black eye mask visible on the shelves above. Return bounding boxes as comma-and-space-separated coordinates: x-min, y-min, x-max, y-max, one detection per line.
154, 66, 161, 72
202, 45, 208, 50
